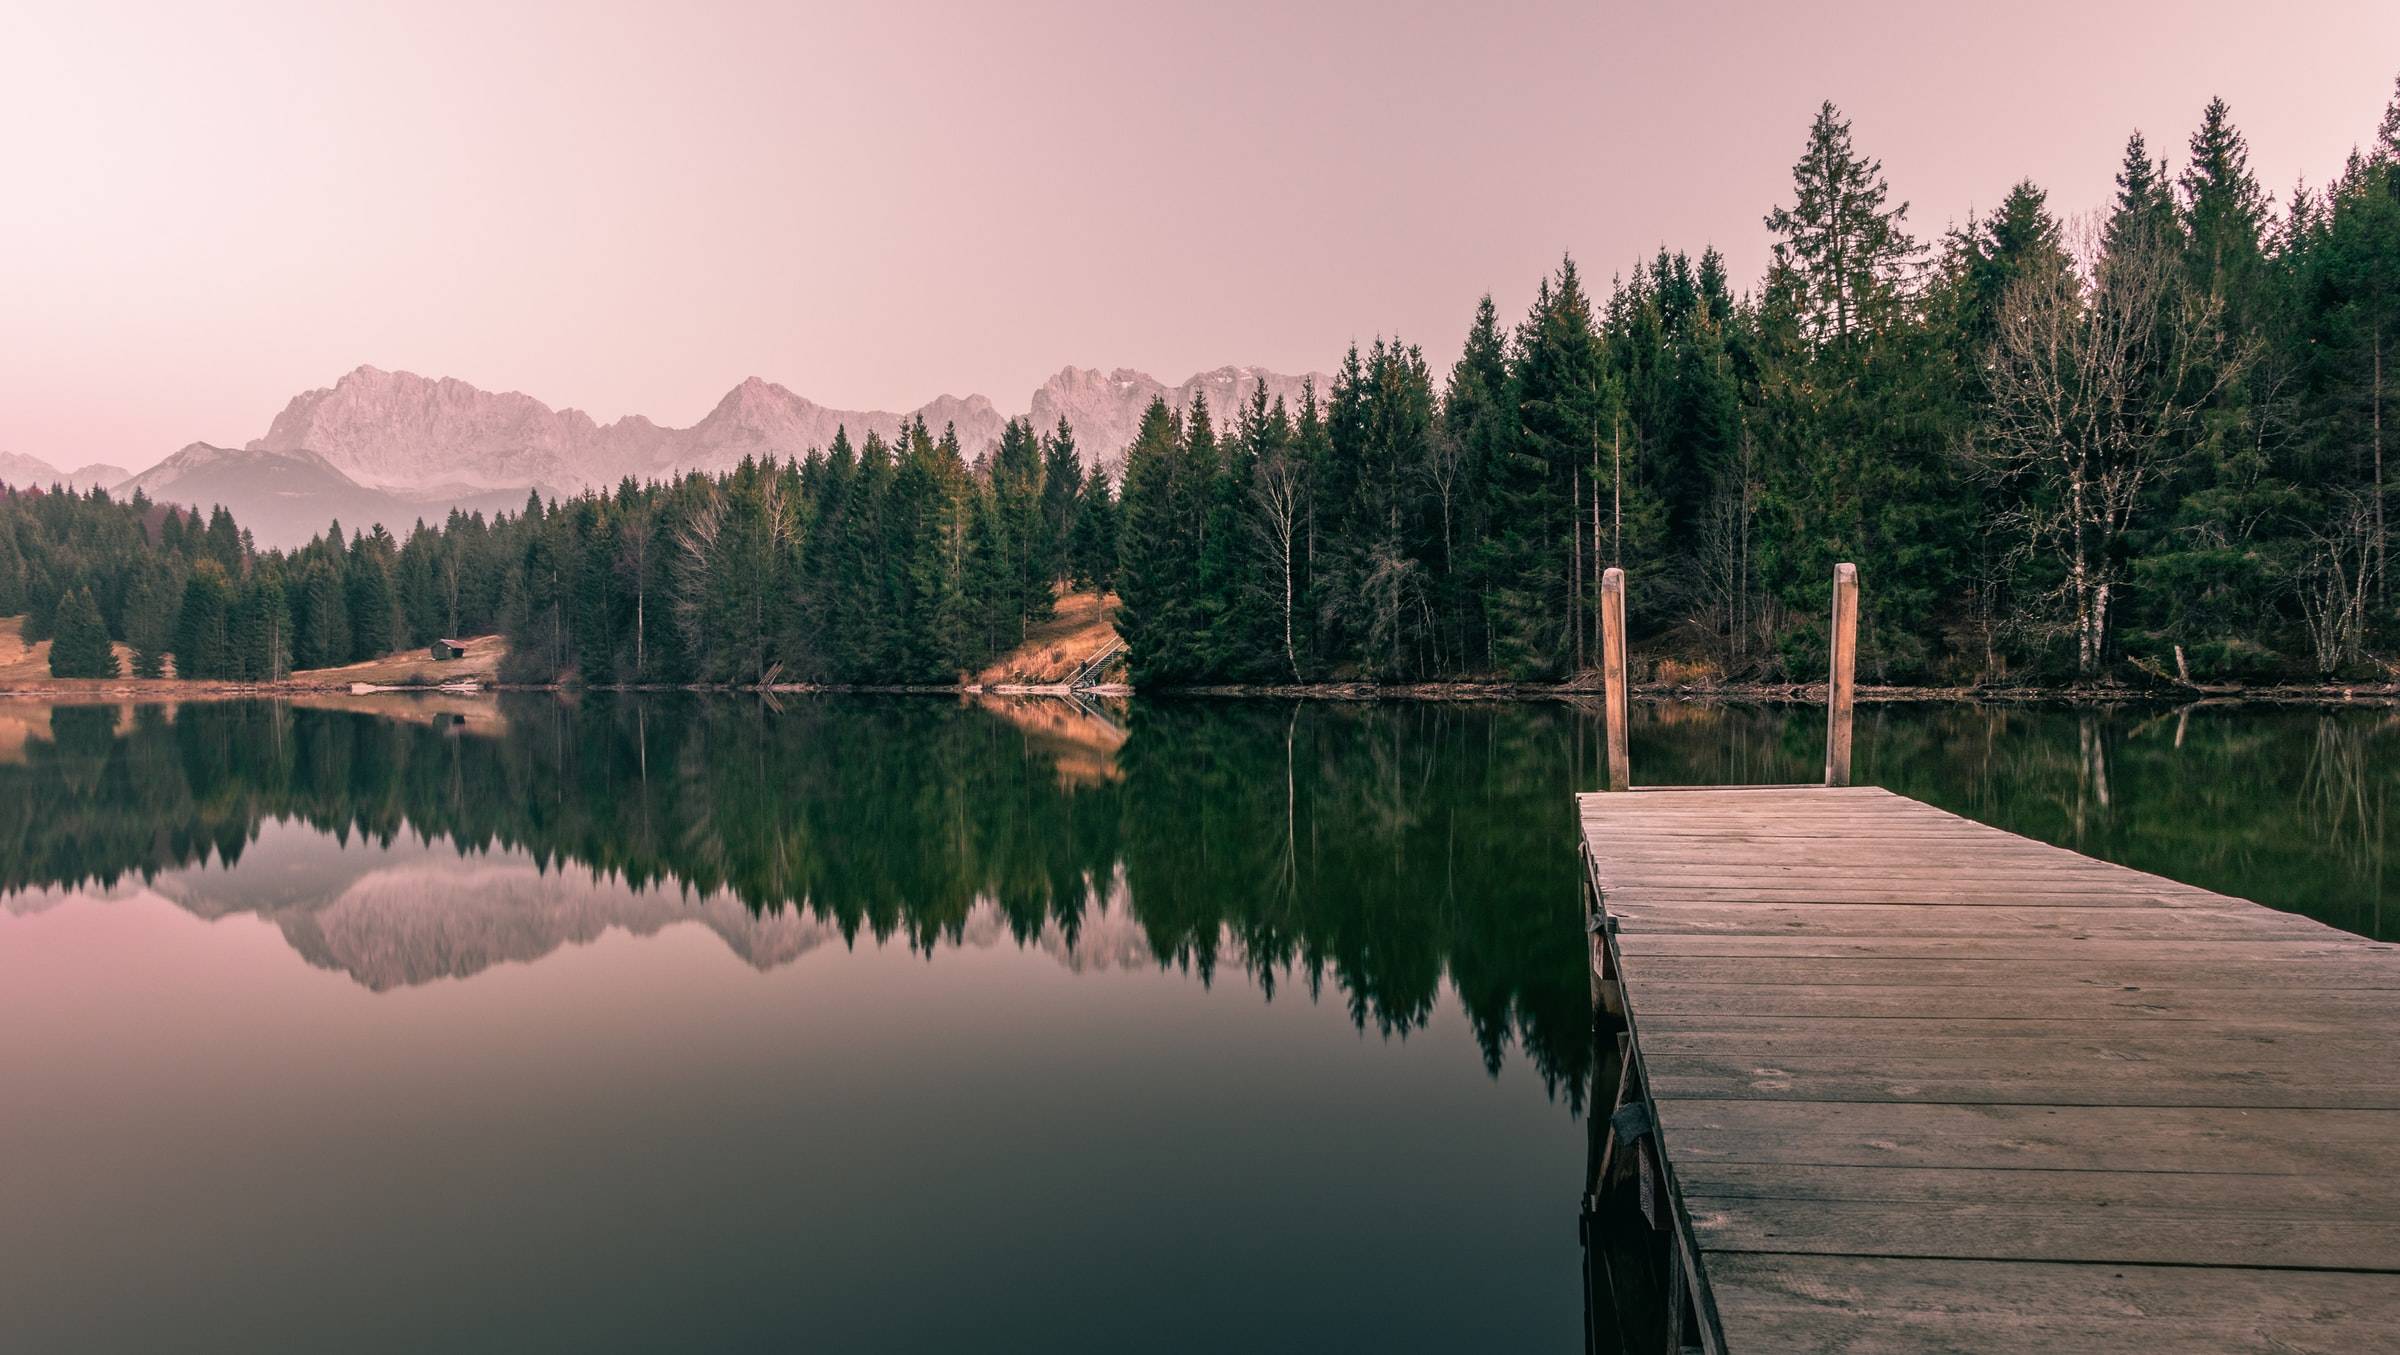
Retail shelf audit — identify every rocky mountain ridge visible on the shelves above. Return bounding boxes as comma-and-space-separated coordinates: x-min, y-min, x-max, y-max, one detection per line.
106, 361, 1328, 548
247, 362, 1326, 492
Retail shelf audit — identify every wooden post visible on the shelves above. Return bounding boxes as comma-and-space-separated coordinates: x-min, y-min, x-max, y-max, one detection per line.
1825, 562, 1857, 787
1601, 566, 1630, 792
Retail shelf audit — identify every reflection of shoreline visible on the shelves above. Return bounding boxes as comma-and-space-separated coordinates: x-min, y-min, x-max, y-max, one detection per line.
969, 694, 1126, 786
0, 692, 508, 764
36, 824, 1215, 992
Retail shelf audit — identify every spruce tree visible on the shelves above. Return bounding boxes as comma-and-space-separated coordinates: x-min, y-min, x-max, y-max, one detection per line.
2143, 97, 2294, 667
1068, 467, 1118, 592
1943, 180, 2070, 360
1764, 102, 1920, 346
2180, 97, 2270, 305
296, 557, 350, 669
235, 572, 291, 681
1038, 419, 1083, 591
47, 585, 117, 679
120, 560, 178, 677
171, 561, 235, 680
2105, 131, 2180, 263
1755, 101, 1962, 678
345, 550, 398, 658
1444, 295, 1515, 670
990, 415, 1052, 637
1115, 397, 1195, 682
1494, 265, 1611, 676
0, 517, 25, 615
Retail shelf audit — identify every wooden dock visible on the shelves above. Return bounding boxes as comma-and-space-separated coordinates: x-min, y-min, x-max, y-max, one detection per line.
1579, 784, 2400, 1354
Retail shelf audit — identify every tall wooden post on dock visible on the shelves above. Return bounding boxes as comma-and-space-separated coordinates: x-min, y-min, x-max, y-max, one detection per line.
1601, 567, 1630, 791
1825, 562, 1857, 787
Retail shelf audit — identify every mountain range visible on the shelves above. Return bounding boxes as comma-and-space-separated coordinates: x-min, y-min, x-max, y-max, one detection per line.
0, 450, 129, 494
24, 363, 1327, 548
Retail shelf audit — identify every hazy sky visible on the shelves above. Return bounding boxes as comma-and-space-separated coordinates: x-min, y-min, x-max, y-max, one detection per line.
5, 1, 2397, 472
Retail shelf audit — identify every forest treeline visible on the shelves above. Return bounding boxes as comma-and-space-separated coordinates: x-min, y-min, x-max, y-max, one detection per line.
4, 80, 2398, 686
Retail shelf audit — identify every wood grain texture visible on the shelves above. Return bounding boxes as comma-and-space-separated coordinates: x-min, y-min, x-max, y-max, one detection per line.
1580, 784, 2400, 1352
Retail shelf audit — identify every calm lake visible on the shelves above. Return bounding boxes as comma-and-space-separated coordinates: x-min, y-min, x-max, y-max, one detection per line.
2, 695, 2393, 1352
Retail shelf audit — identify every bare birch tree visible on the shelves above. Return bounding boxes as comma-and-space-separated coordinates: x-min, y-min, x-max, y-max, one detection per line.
1250, 449, 1306, 682
1694, 424, 1761, 669
616, 500, 656, 678
2295, 491, 2377, 676
671, 480, 723, 667
1980, 215, 2247, 677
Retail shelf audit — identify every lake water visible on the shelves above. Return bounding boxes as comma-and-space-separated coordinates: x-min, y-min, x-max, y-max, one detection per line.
1, 695, 2392, 1352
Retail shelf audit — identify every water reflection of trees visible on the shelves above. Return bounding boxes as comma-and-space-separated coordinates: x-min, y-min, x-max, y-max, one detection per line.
1632, 702, 2399, 941
0, 696, 1597, 1103
10, 694, 2387, 1102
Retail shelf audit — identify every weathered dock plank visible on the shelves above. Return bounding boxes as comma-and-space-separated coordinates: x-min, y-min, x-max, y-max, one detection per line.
1580, 784, 2400, 1352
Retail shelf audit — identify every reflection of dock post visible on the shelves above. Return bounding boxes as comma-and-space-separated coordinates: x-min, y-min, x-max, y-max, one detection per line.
1824, 562, 1857, 787
1601, 567, 1629, 792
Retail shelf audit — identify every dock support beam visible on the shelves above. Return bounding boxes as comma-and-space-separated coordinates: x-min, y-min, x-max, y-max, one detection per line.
1601, 566, 1629, 792
1825, 562, 1857, 787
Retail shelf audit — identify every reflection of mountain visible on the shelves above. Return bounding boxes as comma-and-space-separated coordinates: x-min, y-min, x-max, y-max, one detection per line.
138, 821, 1213, 991
146, 824, 839, 989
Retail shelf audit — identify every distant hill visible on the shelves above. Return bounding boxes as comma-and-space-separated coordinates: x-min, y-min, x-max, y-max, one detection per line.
0, 450, 130, 493
118, 442, 532, 549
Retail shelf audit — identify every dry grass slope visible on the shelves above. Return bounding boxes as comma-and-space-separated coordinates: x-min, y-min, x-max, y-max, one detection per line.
974, 590, 1122, 687
0, 615, 144, 684
291, 634, 508, 686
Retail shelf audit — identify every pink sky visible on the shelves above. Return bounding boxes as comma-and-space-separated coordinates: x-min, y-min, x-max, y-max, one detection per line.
4, 0, 2397, 472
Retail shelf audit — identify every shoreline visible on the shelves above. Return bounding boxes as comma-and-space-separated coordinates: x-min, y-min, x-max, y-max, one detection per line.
4, 676, 2399, 707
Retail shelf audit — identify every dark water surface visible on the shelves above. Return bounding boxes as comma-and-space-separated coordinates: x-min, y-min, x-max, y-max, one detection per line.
1, 696, 2392, 1352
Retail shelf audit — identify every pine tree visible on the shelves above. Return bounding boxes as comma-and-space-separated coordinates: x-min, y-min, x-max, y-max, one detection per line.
1068, 467, 1118, 592
1942, 180, 2071, 360
121, 559, 178, 678
295, 556, 350, 669
2181, 98, 2270, 306
2105, 132, 2180, 263
829, 429, 901, 679
345, 547, 398, 659
0, 516, 25, 615
883, 420, 978, 680
1493, 264, 1611, 676
171, 561, 235, 680
1764, 102, 1920, 346
234, 572, 291, 681
990, 415, 1052, 637
1314, 338, 1440, 677
2139, 97, 2296, 670
397, 524, 441, 647
1194, 385, 1277, 679
1755, 101, 1963, 678
572, 500, 622, 684
1115, 397, 1196, 682
964, 487, 1017, 659
1444, 295, 1515, 670
47, 585, 117, 679
203, 506, 244, 573
1039, 419, 1083, 589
